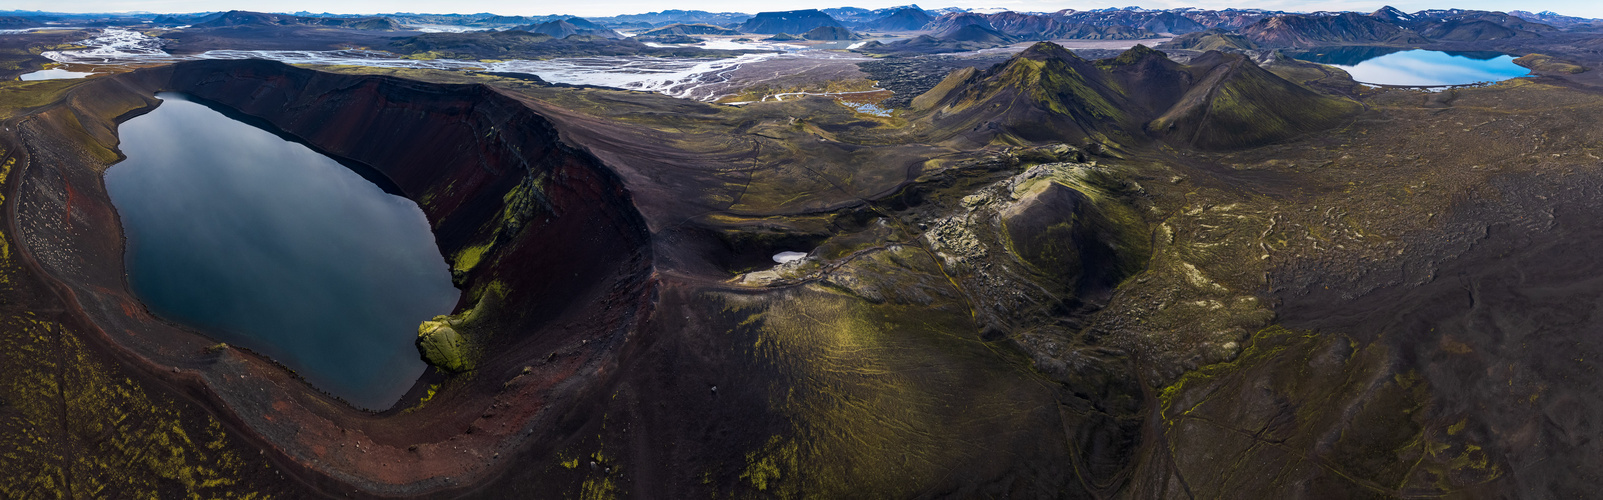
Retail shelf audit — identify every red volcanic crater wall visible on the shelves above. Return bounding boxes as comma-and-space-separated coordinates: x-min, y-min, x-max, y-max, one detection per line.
10, 59, 655, 495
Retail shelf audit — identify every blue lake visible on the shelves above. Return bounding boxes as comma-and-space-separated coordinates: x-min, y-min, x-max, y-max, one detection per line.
106, 93, 460, 411
1291, 48, 1531, 86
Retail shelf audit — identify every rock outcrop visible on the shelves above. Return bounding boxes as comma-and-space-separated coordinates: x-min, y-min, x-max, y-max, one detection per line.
416, 318, 471, 373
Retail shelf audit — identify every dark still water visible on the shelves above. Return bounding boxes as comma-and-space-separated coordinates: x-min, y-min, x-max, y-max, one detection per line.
106, 93, 459, 410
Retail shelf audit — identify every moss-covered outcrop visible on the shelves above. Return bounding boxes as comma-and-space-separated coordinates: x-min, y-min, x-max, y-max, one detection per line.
1514, 53, 1587, 74
416, 318, 471, 373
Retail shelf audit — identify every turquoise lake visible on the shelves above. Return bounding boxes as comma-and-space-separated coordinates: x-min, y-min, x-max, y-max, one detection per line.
1290, 48, 1531, 86
106, 93, 460, 411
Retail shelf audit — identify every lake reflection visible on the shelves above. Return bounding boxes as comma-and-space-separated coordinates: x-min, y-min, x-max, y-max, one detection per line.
1291, 48, 1530, 86
19, 68, 97, 80
106, 93, 459, 410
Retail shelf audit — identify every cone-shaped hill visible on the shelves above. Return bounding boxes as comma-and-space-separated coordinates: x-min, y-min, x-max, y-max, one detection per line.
1147, 50, 1362, 149
911, 42, 1359, 150
911, 42, 1135, 146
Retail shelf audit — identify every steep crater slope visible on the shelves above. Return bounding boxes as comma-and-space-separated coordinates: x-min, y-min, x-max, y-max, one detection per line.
10, 59, 654, 495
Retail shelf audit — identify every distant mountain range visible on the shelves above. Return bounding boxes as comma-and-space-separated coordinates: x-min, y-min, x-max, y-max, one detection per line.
737, 10, 845, 34
1237, 7, 1561, 48
512, 19, 624, 39
5, 5, 1600, 47
184, 10, 404, 30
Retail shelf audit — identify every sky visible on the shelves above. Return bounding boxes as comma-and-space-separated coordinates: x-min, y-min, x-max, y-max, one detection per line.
9, 0, 1601, 20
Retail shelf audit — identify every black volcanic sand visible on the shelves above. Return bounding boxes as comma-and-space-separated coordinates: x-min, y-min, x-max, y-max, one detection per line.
1273, 175, 1603, 496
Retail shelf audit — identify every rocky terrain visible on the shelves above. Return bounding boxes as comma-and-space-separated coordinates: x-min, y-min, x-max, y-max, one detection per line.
856, 53, 1013, 106
4, 4, 1603, 499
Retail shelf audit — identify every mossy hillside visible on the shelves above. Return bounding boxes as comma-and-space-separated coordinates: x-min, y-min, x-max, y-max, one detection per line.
1513, 53, 1587, 74
1193, 64, 1360, 148
0, 79, 91, 117
0, 315, 288, 498
1149, 52, 1361, 150
909, 157, 1165, 344
448, 171, 551, 280
908, 67, 976, 111
909, 43, 1360, 151
413, 281, 505, 374
905, 43, 1146, 148
1157, 325, 1503, 496
1097, 43, 1166, 68
718, 286, 1069, 497
999, 164, 1152, 299
946, 43, 1126, 125
1010, 57, 1124, 122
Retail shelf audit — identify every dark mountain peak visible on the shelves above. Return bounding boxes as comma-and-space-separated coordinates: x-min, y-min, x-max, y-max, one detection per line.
1107, 43, 1165, 65
1371, 6, 1414, 22
1016, 40, 1082, 62
639, 23, 740, 36
513, 19, 624, 39
1155, 28, 1258, 51
1240, 12, 1407, 48
739, 9, 844, 34
937, 23, 1015, 43
929, 11, 994, 31
564, 17, 602, 29
866, 6, 934, 31
803, 26, 858, 40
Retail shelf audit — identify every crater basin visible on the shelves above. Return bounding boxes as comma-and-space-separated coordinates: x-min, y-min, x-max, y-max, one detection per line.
105, 92, 460, 410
